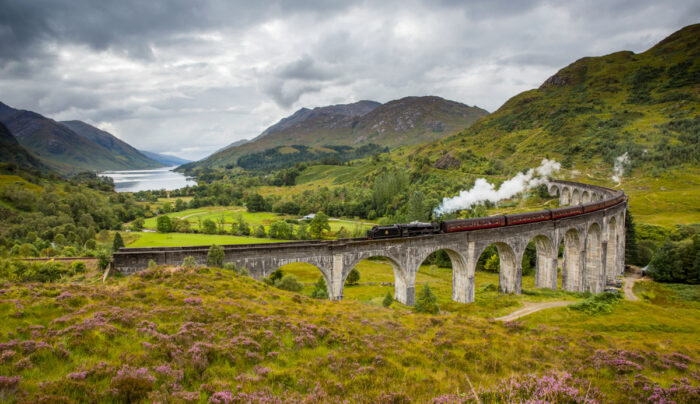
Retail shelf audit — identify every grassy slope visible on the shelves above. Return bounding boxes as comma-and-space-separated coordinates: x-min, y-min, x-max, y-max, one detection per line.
0, 267, 696, 402
125, 232, 282, 247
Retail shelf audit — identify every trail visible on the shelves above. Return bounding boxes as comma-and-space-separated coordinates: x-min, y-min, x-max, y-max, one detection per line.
623, 274, 640, 301
494, 301, 572, 322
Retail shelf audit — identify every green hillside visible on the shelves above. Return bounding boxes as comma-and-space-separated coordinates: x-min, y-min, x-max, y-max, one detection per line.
0, 102, 162, 174
0, 122, 48, 172
416, 24, 699, 180
61, 120, 162, 170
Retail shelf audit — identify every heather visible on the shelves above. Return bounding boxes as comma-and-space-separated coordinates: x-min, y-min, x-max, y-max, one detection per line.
0, 266, 697, 402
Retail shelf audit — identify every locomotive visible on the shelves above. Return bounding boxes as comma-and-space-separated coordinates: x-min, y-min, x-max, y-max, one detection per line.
366, 191, 626, 240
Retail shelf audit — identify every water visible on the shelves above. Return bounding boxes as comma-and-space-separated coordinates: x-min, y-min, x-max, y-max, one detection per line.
100, 167, 197, 192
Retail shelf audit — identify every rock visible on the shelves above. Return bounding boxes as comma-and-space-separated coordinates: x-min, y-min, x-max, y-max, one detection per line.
434, 152, 462, 170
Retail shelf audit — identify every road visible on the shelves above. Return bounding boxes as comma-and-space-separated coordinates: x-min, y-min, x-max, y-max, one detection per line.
623, 274, 640, 301
494, 301, 572, 322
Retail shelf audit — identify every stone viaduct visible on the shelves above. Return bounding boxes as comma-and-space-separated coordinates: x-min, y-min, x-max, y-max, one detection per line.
112, 180, 627, 306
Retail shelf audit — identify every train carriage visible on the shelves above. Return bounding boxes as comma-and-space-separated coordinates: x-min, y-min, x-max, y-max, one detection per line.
441, 216, 506, 233
505, 210, 551, 226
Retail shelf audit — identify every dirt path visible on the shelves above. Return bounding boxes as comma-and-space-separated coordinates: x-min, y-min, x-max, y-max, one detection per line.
623, 274, 640, 301
494, 301, 572, 322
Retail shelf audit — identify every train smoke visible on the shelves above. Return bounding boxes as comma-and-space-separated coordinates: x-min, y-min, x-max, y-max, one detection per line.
611, 152, 629, 184
433, 158, 561, 216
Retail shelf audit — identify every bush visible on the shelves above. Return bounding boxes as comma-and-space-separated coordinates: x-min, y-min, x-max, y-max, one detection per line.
415, 284, 439, 314
268, 269, 284, 283
345, 268, 360, 286
97, 249, 110, 270
71, 261, 86, 274
156, 215, 172, 233
254, 225, 267, 238
223, 262, 250, 277
206, 244, 225, 267
275, 274, 303, 292
310, 276, 329, 299
147, 259, 157, 269
111, 365, 156, 403
569, 292, 622, 315
382, 291, 393, 307
182, 256, 197, 269
647, 238, 699, 284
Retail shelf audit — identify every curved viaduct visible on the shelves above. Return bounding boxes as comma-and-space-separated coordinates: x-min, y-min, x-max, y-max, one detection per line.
112, 180, 627, 306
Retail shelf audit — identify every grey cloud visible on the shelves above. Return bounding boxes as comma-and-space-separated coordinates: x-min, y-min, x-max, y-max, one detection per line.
0, 0, 698, 159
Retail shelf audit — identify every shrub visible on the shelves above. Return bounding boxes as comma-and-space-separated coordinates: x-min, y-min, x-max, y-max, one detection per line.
345, 268, 360, 286
112, 232, 125, 251
147, 260, 157, 269
254, 225, 266, 238
97, 250, 111, 270
223, 262, 250, 277
382, 291, 393, 307
275, 274, 303, 293
111, 365, 155, 403
569, 292, 622, 315
415, 284, 439, 314
269, 269, 284, 283
71, 261, 86, 273
182, 256, 197, 269
207, 244, 225, 267
310, 276, 329, 299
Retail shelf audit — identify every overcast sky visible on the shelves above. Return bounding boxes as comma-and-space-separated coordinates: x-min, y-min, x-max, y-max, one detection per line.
1, 1, 698, 160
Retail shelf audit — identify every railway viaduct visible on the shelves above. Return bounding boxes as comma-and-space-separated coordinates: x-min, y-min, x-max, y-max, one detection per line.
112, 180, 627, 306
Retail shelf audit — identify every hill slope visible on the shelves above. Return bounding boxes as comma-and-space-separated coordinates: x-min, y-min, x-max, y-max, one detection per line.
419, 24, 699, 174
61, 120, 163, 170
0, 102, 161, 174
0, 122, 48, 172
139, 150, 191, 166
185, 96, 488, 170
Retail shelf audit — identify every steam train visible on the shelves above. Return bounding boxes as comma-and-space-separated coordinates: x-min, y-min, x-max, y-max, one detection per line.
366, 191, 626, 240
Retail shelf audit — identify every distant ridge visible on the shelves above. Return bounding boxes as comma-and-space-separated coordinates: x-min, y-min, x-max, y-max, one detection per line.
185, 96, 488, 170
139, 150, 191, 166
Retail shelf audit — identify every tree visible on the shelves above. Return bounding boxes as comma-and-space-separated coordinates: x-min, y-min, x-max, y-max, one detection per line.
207, 244, 225, 267
156, 215, 172, 233
484, 254, 500, 273
112, 232, 125, 251
162, 202, 172, 213
129, 217, 145, 232
175, 198, 185, 212
245, 193, 266, 212
345, 268, 360, 286
268, 269, 284, 283
382, 291, 394, 307
415, 284, 439, 314
254, 225, 267, 238
275, 274, 303, 292
406, 191, 428, 222
310, 276, 329, 299
296, 222, 310, 240
625, 209, 639, 266
236, 215, 250, 236
202, 219, 217, 234
647, 241, 683, 282
269, 221, 292, 240
309, 212, 330, 239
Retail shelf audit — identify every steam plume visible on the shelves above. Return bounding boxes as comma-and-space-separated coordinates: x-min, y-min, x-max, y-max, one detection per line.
611, 152, 629, 184
433, 158, 561, 216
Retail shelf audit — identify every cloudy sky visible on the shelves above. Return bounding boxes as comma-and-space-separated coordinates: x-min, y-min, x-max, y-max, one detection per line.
1, 1, 698, 160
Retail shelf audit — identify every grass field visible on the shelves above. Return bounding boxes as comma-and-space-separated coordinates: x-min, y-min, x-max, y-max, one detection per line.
278, 260, 583, 318
1, 264, 696, 402
126, 232, 282, 247
139, 206, 373, 235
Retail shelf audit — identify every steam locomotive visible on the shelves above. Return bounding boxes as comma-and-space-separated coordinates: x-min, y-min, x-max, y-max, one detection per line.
366, 191, 626, 240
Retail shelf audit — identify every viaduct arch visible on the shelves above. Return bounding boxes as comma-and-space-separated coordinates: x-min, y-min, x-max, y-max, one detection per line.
113, 180, 627, 306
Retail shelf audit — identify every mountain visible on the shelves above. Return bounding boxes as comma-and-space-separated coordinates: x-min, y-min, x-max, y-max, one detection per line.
185, 97, 488, 170
413, 24, 699, 178
0, 102, 161, 174
0, 122, 48, 172
61, 120, 163, 169
139, 150, 191, 166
